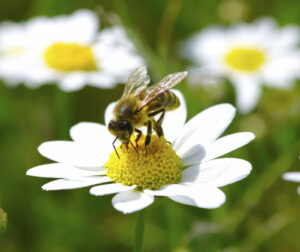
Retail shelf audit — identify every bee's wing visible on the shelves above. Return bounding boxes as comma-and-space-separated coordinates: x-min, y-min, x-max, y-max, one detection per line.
121, 66, 150, 98
137, 71, 187, 111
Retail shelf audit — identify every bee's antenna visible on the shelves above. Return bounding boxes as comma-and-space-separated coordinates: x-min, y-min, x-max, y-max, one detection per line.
128, 138, 138, 155
112, 137, 120, 159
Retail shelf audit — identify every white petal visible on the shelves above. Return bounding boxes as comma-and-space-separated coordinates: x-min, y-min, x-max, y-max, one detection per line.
90, 183, 135, 196
174, 104, 235, 155
201, 132, 255, 163
151, 184, 226, 209
112, 190, 154, 214
67, 9, 99, 42
105, 102, 117, 126
70, 122, 115, 158
38, 141, 108, 168
180, 144, 206, 167
262, 54, 300, 88
70, 122, 111, 145
282, 172, 300, 182
59, 74, 86, 91
145, 184, 189, 196
181, 158, 252, 187
272, 25, 300, 51
231, 77, 261, 114
42, 177, 112, 191
162, 90, 187, 143
181, 26, 228, 64
27, 163, 106, 178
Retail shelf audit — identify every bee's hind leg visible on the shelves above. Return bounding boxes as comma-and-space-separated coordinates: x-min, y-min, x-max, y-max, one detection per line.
134, 128, 142, 148
153, 112, 171, 145
148, 109, 165, 138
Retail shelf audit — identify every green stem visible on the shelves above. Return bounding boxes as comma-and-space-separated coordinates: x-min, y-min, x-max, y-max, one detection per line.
134, 209, 146, 252
54, 87, 73, 139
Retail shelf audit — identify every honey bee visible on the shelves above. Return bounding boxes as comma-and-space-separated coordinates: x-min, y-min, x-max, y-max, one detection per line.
108, 66, 187, 158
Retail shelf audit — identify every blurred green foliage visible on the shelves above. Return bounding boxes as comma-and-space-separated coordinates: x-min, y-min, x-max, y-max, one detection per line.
0, 208, 7, 235
0, 0, 300, 251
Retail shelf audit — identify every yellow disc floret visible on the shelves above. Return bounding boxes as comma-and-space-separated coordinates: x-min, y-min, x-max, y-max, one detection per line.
106, 135, 183, 191
225, 46, 266, 72
44, 42, 97, 72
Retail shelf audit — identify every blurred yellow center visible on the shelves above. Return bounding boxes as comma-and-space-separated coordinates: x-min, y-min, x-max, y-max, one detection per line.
105, 135, 183, 191
225, 47, 265, 72
4, 47, 25, 56
43, 42, 97, 72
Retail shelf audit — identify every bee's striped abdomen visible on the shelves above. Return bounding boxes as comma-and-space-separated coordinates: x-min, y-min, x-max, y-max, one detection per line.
147, 90, 180, 112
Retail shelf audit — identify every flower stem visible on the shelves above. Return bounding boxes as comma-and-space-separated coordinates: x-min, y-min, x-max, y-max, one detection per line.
54, 87, 72, 139
134, 209, 146, 252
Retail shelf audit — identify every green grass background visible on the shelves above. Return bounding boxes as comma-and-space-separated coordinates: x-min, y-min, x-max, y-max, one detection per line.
0, 0, 300, 251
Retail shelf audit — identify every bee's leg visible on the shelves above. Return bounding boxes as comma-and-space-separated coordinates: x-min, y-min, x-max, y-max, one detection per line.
156, 110, 165, 126
148, 108, 165, 118
134, 128, 142, 147
145, 120, 152, 154
112, 137, 120, 159
151, 110, 165, 138
153, 120, 164, 138
148, 109, 165, 137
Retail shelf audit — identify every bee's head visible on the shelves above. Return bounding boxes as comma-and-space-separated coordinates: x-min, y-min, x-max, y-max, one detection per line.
108, 120, 133, 143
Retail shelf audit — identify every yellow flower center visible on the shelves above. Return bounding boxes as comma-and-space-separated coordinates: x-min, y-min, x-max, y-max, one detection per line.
43, 42, 97, 72
224, 47, 266, 72
105, 135, 183, 191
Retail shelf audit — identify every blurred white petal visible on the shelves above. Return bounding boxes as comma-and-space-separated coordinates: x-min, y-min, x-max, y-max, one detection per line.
231, 77, 261, 114
283, 172, 300, 182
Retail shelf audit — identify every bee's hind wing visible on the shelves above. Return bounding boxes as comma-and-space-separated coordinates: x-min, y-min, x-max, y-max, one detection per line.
122, 66, 150, 98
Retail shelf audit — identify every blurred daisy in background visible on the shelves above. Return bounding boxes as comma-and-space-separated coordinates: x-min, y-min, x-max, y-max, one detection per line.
0, 21, 28, 85
27, 90, 254, 214
181, 18, 300, 113
0, 10, 144, 91
283, 171, 300, 195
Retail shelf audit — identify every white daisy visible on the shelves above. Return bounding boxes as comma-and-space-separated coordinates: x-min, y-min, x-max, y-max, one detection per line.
283, 171, 300, 195
27, 90, 254, 214
181, 18, 300, 113
0, 10, 144, 91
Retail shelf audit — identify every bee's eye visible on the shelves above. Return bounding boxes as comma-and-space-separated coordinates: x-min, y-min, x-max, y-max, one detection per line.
120, 121, 130, 129
120, 121, 133, 133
